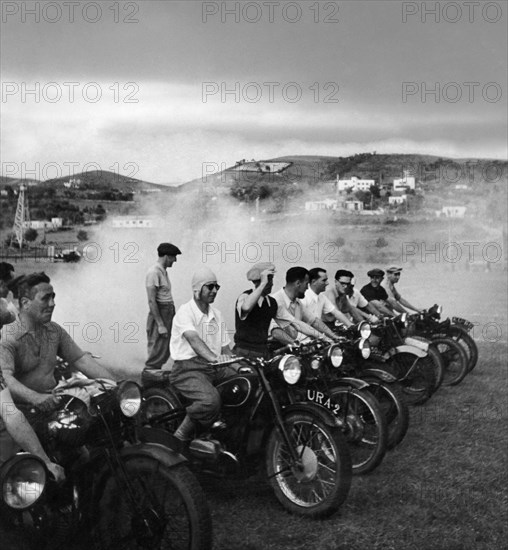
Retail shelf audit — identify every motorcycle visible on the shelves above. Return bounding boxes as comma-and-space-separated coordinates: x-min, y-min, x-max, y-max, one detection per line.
407, 305, 476, 380
140, 354, 352, 519
0, 373, 212, 550
275, 333, 388, 476
368, 315, 438, 406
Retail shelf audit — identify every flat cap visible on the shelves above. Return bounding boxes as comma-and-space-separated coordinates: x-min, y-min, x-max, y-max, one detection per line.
367, 268, 385, 277
246, 262, 275, 281
386, 265, 403, 274
157, 242, 181, 256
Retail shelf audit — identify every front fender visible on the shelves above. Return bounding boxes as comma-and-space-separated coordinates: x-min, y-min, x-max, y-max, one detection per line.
362, 368, 398, 383
394, 344, 427, 358
283, 402, 341, 428
331, 377, 371, 390
120, 441, 187, 468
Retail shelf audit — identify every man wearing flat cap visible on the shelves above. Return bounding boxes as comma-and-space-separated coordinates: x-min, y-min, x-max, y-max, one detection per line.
360, 268, 395, 317
169, 267, 236, 443
145, 242, 181, 369
234, 262, 278, 358
381, 266, 421, 314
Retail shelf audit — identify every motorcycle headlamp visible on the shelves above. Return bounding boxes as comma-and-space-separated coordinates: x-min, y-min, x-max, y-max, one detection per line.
310, 358, 321, 370
359, 338, 371, 359
278, 355, 302, 384
436, 305, 442, 315
1, 455, 47, 510
117, 381, 142, 417
327, 344, 343, 368
359, 321, 371, 340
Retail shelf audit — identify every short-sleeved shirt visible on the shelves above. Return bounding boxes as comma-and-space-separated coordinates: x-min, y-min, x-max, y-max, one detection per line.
270, 288, 316, 326
348, 288, 369, 309
360, 283, 389, 302
145, 264, 173, 303
301, 288, 336, 320
170, 299, 231, 361
0, 320, 85, 394
381, 279, 401, 301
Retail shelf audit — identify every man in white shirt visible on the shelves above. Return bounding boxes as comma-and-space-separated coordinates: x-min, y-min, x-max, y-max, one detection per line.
145, 242, 181, 369
301, 268, 354, 328
270, 266, 338, 343
169, 267, 235, 442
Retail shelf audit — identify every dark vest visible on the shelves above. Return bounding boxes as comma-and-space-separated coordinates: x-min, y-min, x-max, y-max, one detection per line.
234, 289, 278, 352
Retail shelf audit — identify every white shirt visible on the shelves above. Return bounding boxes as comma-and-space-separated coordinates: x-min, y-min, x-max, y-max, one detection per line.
348, 288, 368, 309
270, 287, 316, 342
170, 299, 231, 360
301, 288, 336, 320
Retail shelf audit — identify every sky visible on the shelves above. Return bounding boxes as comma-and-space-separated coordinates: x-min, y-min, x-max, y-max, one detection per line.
1, 0, 507, 183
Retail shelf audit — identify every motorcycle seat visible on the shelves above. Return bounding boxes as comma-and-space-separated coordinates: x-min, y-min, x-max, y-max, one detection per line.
141, 367, 172, 387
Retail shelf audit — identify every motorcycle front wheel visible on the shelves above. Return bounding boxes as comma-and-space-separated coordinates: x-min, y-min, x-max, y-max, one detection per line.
432, 337, 469, 386
265, 411, 352, 518
327, 387, 388, 475
448, 325, 478, 373
385, 353, 435, 406
360, 378, 409, 450
141, 386, 183, 433
91, 457, 212, 550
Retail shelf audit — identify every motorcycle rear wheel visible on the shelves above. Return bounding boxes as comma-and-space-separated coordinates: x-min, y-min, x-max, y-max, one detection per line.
91, 457, 212, 550
327, 387, 388, 475
360, 379, 409, 450
432, 337, 469, 386
448, 325, 479, 373
265, 411, 352, 518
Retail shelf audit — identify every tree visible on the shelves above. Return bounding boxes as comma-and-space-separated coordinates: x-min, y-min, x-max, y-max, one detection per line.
375, 237, 388, 248
77, 230, 88, 242
24, 228, 38, 243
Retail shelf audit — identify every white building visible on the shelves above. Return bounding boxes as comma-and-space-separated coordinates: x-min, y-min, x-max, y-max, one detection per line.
341, 200, 364, 211
109, 215, 162, 228
389, 195, 407, 205
305, 199, 337, 211
336, 176, 375, 193
23, 218, 63, 230
393, 171, 416, 192
439, 206, 467, 218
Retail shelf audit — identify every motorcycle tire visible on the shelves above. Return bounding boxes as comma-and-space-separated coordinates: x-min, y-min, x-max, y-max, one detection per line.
427, 344, 445, 392
327, 387, 388, 475
265, 411, 352, 519
448, 325, 479, 373
91, 457, 212, 550
141, 386, 183, 433
431, 337, 469, 386
360, 378, 409, 450
385, 352, 435, 406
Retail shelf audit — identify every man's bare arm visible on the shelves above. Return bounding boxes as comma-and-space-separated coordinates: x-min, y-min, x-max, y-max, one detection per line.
385, 297, 408, 313
73, 353, 112, 380
398, 296, 421, 313
146, 286, 167, 334
183, 330, 217, 362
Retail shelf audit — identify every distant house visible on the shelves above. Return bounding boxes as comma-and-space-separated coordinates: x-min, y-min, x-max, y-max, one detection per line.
63, 178, 81, 189
232, 160, 291, 174
341, 199, 364, 211
305, 199, 337, 211
389, 195, 407, 205
109, 215, 161, 228
454, 184, 468, 190
337, 176, 375, 193
393, 171, 416, 192
436, 206, 467, 218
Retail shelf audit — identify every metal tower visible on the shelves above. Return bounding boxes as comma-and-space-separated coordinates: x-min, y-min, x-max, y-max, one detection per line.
10, 184, 30, 248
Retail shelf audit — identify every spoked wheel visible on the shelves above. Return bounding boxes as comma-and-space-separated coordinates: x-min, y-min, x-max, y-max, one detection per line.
386, 353, 435, 406
361, 379, 409, 450
141, 387, 183, 433
426, 344, 445, 392
328, 388, 388, 475
432, 337, 469, 386
92, 457, 212, 550
448, 325, 479, 373
266, 411, 352, 518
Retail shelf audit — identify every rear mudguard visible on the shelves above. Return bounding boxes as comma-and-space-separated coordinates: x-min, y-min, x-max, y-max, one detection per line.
283, 401, 341, 428
362, 368, 398, 384
331, 377, 370, 391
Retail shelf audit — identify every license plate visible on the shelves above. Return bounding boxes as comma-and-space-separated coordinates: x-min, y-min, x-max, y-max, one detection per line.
452, 317, 474, 331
